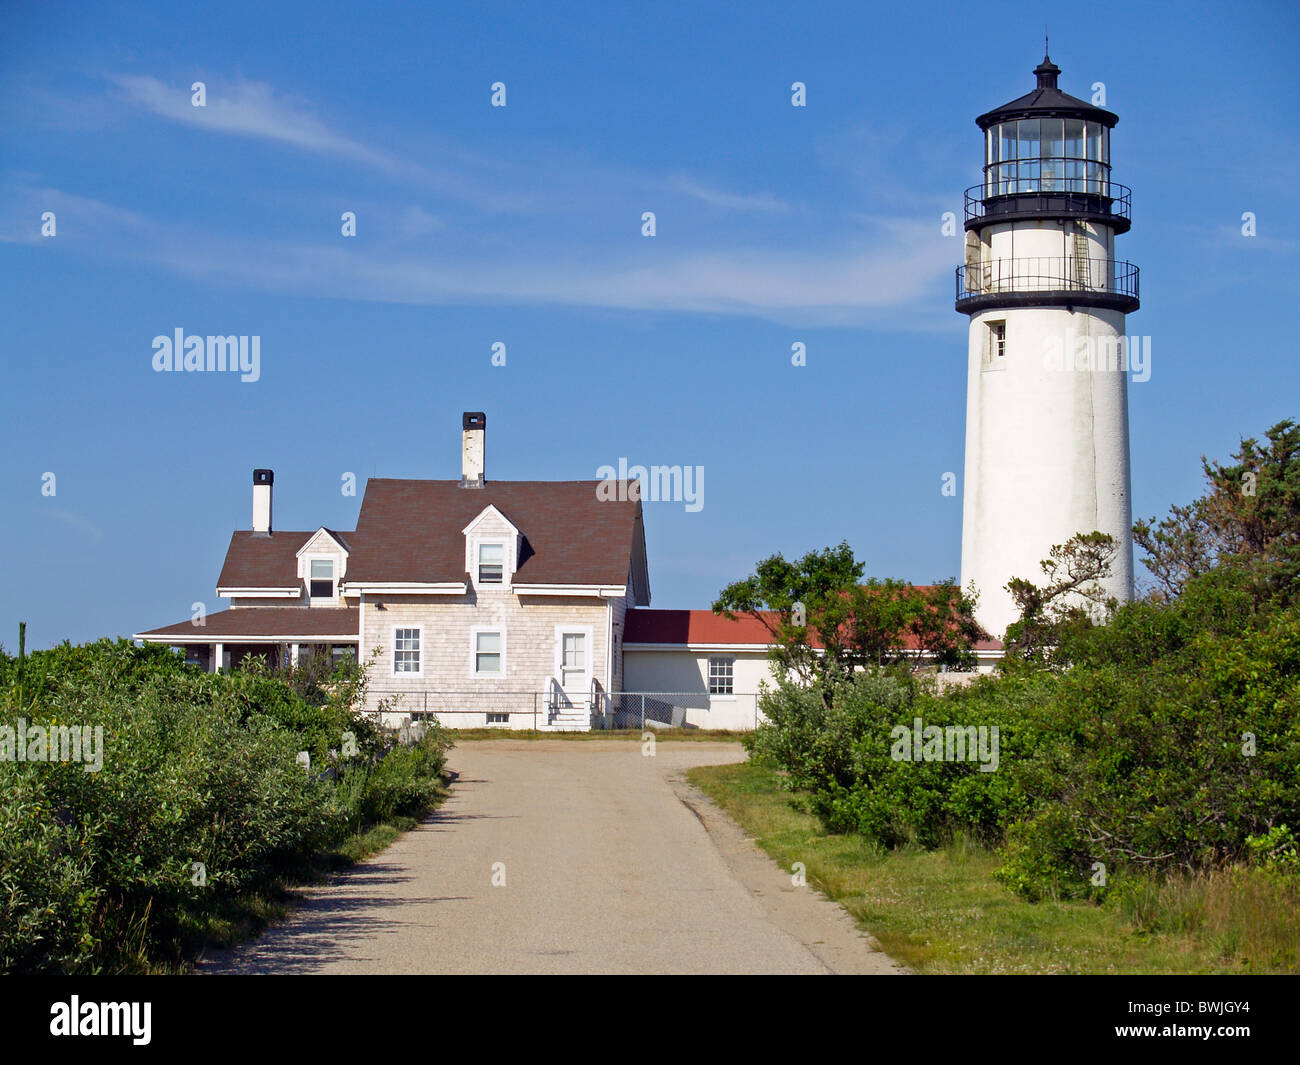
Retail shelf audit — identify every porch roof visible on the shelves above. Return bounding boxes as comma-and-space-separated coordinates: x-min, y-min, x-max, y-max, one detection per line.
134, 607, 359, 644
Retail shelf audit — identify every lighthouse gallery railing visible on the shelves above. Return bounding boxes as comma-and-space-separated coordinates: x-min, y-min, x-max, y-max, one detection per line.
956, 257, 1139, 302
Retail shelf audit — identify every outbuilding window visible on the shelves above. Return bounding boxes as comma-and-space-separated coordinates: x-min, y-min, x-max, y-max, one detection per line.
708, 656, 735, 696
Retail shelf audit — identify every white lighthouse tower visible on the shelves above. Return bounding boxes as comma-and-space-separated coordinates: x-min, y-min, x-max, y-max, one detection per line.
958, 54, 1137, 638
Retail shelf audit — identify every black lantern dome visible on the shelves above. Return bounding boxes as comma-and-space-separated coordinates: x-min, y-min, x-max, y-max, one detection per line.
976, 54, 1118, 130
963, 54, 1130, 235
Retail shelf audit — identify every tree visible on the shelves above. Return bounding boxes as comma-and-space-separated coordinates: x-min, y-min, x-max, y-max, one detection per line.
1003, 531, 1118, 667
712, 542, 983, 697
1134, 419, 1300, 604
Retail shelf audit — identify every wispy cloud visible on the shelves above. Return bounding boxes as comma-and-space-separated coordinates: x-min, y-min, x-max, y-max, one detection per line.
108, 74, 411, 174
41, 507, 103, 542
2, 176, 955, 327
666, 175, 790, 214
144, 219, 956, 327
103, 74, 537, 211
7, 72, 962, 327
0, 184, 150, 245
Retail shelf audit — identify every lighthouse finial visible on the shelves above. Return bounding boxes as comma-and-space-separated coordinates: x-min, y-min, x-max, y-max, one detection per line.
1033, 47, 1061, 90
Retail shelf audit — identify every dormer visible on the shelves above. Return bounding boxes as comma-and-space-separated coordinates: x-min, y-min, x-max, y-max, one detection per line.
462, 505, 519, 591
296, 528, 351, 606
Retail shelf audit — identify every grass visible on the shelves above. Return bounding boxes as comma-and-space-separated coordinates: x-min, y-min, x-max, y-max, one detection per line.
689, 760, 1300, 974
452, 727, 744, 742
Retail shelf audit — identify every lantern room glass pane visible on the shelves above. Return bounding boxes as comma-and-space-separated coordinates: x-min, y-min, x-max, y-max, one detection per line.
1065, 119, 1084, 159
1017, 119, 1039, 160
1043, 119, 1065, 158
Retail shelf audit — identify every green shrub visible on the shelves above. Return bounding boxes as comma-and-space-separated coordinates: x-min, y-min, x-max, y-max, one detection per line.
0, 639, 451, 973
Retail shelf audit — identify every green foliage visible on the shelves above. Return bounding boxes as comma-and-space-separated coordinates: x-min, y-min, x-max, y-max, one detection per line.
1002, 531, 1119, 669
713, 542, 982, 693
748, 670, 1041, 850
750, 590, 1300, 905
1134, 418, 1300, 603
0, 638, 450, 973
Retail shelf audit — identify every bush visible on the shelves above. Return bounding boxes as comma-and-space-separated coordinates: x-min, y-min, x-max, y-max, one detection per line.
994, 609, 1300, 899
748, 670, 1043, 849
749, 596, 1300, 904
0, 639, 451, 973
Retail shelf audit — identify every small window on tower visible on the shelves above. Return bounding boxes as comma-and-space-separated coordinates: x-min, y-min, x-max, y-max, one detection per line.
985, 320, 1007, 368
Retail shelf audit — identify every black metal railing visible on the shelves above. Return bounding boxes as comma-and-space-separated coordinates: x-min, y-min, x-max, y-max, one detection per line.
956, 257, 1139, 304
965, 179, 1131, 225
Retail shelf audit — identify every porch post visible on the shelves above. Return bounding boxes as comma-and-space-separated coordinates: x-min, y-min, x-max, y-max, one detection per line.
212, 642, 223, 674
290, 642, 300, 668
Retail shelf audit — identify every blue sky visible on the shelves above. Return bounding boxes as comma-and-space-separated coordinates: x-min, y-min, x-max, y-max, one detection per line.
1, 0, 1298, 649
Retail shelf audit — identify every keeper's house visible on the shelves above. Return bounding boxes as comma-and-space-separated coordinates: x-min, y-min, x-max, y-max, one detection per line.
135, 413, 997, 731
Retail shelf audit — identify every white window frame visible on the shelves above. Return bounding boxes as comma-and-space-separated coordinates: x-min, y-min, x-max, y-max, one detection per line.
553, 624, 594, 693
707, 655, 736, 698
463, 507, 519, 589
983, 319, 1007, 371
308, 557, 337, 601
470, 626, 506, 678
476, 540, 507, 585
392, 625, 424, 677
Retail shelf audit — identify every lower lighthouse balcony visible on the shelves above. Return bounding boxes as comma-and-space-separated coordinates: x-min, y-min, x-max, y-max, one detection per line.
955, 256, 1139, 315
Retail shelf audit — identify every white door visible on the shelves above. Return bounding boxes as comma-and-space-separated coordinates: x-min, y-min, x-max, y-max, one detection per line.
558, 631, 588, 695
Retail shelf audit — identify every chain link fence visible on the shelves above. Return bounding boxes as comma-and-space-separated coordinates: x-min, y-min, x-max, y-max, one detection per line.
363, 689, 761, 731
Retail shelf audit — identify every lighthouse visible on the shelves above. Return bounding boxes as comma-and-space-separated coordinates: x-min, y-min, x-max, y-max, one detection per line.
957, 54, 1138, 639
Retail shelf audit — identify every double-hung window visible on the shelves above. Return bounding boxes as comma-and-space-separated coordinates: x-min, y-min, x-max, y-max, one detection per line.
477, 542, 505, 584
309, 559, 335, 599
475, 630, 503, 675
394, 628, 421, 674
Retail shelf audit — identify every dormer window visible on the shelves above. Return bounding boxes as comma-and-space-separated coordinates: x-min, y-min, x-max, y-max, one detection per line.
309, 559, 335, 599
478, 542, 505, 584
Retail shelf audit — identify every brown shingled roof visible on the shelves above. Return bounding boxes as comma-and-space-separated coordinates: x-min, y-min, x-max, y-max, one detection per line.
346, 479, 640, 587
136, 607, 359, 642
216, 531, 319, 589
212, 479, 644, 594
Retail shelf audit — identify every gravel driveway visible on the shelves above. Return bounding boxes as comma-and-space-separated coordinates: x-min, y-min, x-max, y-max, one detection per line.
198, 739, 903, 975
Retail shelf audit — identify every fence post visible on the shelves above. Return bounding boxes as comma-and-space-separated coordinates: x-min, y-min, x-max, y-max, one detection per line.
533, 691, 537, 733
640, 693, 645, 732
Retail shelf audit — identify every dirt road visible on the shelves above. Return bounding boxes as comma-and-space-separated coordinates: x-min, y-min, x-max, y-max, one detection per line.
199, 740, 903, 975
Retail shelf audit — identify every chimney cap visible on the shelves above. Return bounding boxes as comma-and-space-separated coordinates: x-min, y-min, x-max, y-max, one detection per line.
253, 468, 274, 485
462, 411, 486, 430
